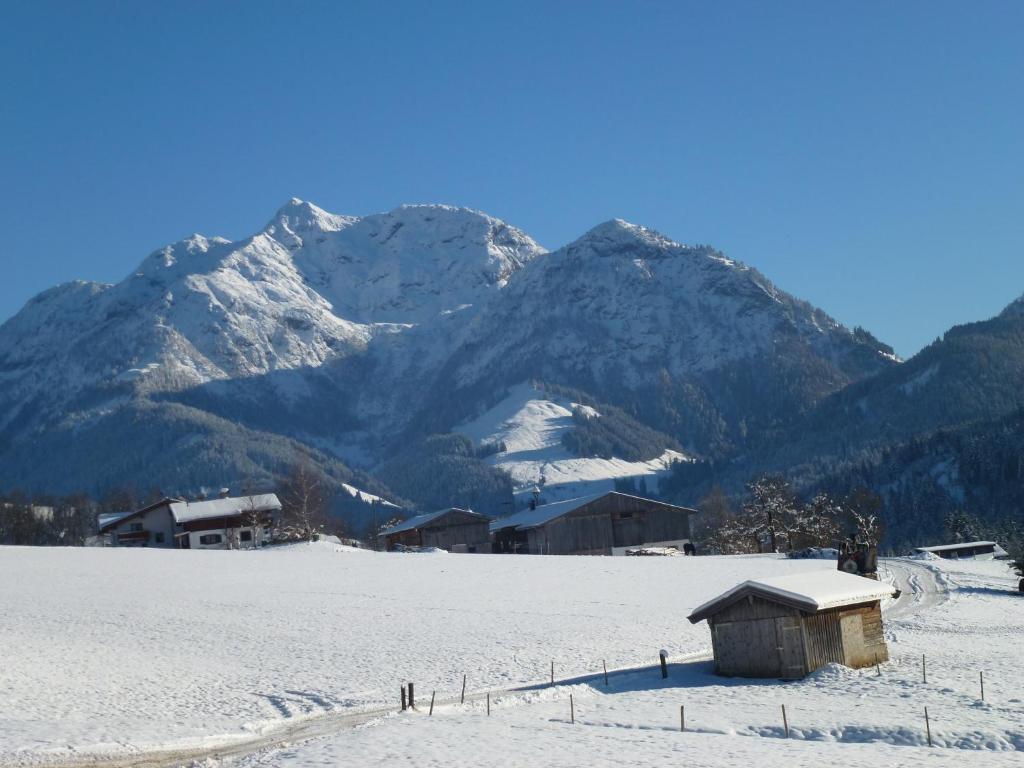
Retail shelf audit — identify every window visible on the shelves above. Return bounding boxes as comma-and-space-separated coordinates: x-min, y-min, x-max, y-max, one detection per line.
239, 530, 252, 542
128, 522, 143, 532
154, 532, 165, 544
199, 534, 223, 545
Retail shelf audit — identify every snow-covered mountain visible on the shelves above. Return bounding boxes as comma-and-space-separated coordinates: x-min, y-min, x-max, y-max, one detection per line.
0, 200, 894, 504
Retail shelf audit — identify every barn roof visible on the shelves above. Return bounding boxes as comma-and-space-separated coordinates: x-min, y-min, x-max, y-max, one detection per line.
97, 497, 184, 532
489, 491, 696, 533
380, 507, 491, 536
914, 540, 1004, 553
168, 494, 281, 524
687, 570, 896, 624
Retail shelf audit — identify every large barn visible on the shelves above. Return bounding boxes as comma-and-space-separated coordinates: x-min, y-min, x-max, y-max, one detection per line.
687, 571, 896, 679
98, 493, 281, 549
490, 491, 696, 556
379, 508, 493, 553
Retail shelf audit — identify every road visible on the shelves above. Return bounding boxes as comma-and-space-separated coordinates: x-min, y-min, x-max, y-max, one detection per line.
878, 557, 948, 620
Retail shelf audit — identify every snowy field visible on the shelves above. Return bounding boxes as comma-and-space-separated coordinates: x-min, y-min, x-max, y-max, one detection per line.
0, 545, 1021, 767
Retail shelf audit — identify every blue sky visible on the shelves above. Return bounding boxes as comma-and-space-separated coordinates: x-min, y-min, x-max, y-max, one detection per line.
1, 1, 1021, 357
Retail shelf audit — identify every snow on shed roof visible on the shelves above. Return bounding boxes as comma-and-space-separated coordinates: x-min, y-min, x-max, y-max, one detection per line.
489, 491, 696, 533
168, 494, 281, 524
687, 570, 896, 624
914, 541, 1002, 553
380, 508, 490, 536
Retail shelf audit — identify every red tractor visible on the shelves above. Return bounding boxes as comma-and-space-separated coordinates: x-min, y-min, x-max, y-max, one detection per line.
838, 535, 878, 579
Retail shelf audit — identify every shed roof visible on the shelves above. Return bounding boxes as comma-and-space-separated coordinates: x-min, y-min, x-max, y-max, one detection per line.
380, 507, 491, 536
687, 570, 896, 624
914, 540, 1003, 553
168, 494, 281, 524
490, 491, 697, 533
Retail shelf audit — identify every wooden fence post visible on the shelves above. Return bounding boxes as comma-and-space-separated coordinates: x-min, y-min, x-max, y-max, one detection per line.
409, 682, 415, 710
874, 653, 880, 676
781, 704, 789, 739
603, 659, 608, 686
922, 654, 927, 684
570, 694, 575, 724
461, 674, 467, 704
924, 706, 932, 747
659, 650, 669, 679
551, 660, 555, 687
680, 705, 685, 732
401, 685, 407, 711
980, 671, 985, 702
486, 692, 490, 716
429, 690, 435, 716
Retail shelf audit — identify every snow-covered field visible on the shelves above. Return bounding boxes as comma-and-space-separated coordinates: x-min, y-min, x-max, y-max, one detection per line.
457, 382, 687, 503
0, 545, 1021, 767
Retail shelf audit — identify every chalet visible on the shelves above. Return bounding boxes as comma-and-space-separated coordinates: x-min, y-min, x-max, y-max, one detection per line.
688, 571, 896, 679
913, 540, 1008, 561
379, 508, 493, 553
490, 491, 697, 556
98, 493, 281, 549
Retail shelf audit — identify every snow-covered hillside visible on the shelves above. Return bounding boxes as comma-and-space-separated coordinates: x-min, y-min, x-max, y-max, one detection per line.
1, 547, 1020, 767
457, 382, 687, 503
0, 198, 895, 497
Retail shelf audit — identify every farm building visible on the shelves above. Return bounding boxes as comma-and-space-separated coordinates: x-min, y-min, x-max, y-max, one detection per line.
98, 493, 281, 549
379, 508, 493, 553
490, 491, 696, 556
913, 540, 1008, 561
687, 570, 896, 679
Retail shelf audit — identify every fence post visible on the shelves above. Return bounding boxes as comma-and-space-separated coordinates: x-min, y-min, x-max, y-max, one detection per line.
461, 674, 467, 704
922, 654, 927, 684
875, 653, 880, 676
409, 682, 415, 710
659, 650, 669, 679
401, 685, 407, 711
781, 704, 789, 739
680, 704, 685, 732
924, 707, 932, 747
980, 671, 985, 702
551, 660, 555, 687
603, 659, 609, 686
486, 692, 490, 716
429, 690, 435, 716
570, 694, 575, 724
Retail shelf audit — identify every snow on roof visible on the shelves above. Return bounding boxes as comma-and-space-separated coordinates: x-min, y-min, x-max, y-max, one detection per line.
489, 491, 696, 532
380, 508, 490, 536
97, 511, 133, 529
168, 494, 281, 524
688, 570, 896, 624
914, 541, 1001, 553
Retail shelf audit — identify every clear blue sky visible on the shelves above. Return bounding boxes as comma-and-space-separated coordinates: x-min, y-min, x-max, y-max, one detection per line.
2, 1, 1022, 357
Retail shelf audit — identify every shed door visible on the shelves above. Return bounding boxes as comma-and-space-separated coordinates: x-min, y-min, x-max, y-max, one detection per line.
777, 621, 805, 679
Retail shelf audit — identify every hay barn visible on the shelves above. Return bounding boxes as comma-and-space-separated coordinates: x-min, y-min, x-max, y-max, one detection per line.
380, 508, 492, 553
490, 491, 696, 556
687, 571, 896, 679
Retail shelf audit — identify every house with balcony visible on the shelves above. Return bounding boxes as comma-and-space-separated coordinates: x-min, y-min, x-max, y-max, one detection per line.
98, 493, 281, 549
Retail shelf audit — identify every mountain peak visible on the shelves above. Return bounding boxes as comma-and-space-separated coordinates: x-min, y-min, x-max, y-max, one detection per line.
266, 199, 357, 247
569, 218, 680, 254
1000, 293, 1024, 318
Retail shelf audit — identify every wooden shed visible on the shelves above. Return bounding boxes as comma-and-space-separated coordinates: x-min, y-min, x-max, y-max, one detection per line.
490, 491, 696, 556
380, 508, 493, 553
687, 571, 896, 679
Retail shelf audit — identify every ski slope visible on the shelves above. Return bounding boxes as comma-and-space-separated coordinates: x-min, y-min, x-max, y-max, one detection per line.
457, 382, 687, 503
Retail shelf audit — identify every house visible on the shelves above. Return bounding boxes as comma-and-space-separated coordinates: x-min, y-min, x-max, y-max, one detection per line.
913, 540, 1008, 561
687, 570, 896, 679
490, 491, 697, 556
98, 493, 281, 549
379, 508, 493, 553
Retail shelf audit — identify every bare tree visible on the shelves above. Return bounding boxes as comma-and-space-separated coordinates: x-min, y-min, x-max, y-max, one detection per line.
844, 487, 886, 546
279, 460, 329, 542
792, 492, 843, 549
741, 474, 798, 552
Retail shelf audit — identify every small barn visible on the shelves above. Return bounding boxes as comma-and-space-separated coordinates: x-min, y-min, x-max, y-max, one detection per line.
490, 491, 697, 556
687, 571, 896, 679
913, 540, 1008, 561
380, 508, 493, 553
